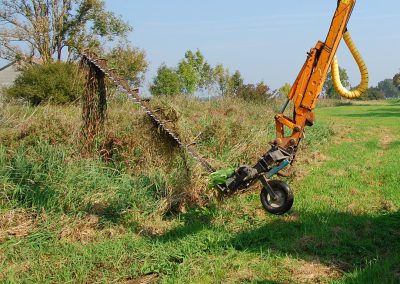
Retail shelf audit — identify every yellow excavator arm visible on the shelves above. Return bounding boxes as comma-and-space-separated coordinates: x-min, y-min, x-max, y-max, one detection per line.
332, 31, 369, 99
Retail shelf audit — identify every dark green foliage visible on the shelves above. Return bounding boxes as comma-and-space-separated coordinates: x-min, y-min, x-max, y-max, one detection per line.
230, 70, 244, 96
5, 63, 84, 105
150, 65, 183, 96
236, 82, 271, 101
377, 78, 400, 98
360, 87, 385, 100
393, 73, 400, 91
0, 142, 166, 218
1, 144, 62, 209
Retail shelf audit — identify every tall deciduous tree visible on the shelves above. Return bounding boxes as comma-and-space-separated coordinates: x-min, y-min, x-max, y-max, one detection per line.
230, 70, 244, 96
213, 64, 231, 97
177, 50, 213, 95
105, 44, 148, 87
212, 66, 245, 97
0, 0, 131, 63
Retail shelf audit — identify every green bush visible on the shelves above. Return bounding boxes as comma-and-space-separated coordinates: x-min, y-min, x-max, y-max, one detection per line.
236, 82, 271, 101
150, 64, 183, 96
359, 87, 385, 101
6, 62, 84, 105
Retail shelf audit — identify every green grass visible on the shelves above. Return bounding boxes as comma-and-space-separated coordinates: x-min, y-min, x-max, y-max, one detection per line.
0, 99, 399, 283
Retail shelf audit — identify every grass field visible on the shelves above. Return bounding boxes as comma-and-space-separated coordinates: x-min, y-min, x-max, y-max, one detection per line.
0, 99, 399, 283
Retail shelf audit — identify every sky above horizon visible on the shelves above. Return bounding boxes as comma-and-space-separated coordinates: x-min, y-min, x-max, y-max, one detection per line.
0, 1, 398, 92
104, 0, 400, 92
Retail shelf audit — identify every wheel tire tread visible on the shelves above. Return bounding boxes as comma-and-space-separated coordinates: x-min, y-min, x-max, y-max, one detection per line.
260, 180, 294, 215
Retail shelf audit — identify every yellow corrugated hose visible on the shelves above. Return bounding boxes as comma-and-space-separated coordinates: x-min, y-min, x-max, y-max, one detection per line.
332, 31, 369, 99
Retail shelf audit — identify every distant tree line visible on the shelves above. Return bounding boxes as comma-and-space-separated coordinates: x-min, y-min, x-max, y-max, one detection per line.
150, 50, 400, 102
323, 67, 400, 100
394, 73, 400, 91
1, 0, 398, 105
150, 49, 271, 101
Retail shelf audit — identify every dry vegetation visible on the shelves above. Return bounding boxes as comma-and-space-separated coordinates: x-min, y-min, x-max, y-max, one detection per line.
1, 96, 308, 217
1, 98, 399, 283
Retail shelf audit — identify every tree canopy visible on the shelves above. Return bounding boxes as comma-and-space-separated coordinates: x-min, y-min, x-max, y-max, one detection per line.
0, 0, 131, 63
377, 78, 400, 99
177, 50, 213, 95
105, 45, 148, 87
361, 87, 385, 101
237, 82, 271, 102
150, 49, 248, 98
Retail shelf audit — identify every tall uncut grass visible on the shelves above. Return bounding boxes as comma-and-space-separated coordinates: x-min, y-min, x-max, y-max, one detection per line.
0, 96, 333, 223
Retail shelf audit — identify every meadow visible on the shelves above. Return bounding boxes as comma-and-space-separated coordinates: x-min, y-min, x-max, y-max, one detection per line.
0, 97, 399, 283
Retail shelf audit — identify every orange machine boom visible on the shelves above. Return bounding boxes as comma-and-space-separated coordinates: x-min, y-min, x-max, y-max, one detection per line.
217, 0, 367, 215
276, 0, 355, 149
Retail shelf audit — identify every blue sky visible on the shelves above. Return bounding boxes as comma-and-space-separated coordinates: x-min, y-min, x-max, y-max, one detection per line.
105, 0, 400, 91
1, 1, 398, 91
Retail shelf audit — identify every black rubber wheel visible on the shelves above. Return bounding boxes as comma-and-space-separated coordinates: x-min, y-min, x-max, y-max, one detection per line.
260, 180, 294, 215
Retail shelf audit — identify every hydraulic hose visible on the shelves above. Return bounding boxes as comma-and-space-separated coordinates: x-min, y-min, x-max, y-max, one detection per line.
332, 30, 369, 99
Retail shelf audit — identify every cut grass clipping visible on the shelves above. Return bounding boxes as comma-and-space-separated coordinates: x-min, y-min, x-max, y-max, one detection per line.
209, 167, 235, 188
